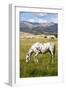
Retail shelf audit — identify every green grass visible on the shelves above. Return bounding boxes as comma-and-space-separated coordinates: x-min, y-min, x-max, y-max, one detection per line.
20, 37, 58, 78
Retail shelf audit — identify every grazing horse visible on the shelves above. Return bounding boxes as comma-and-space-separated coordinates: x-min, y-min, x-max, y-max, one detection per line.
26, 42, 55, 64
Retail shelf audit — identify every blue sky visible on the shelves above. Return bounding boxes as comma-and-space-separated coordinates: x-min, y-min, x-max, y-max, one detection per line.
20, 12, 58, 23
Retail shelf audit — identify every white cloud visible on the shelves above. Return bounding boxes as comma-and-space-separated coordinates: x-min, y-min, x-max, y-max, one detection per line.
38, 19, 48, 23
38, 13, 48, 17
28, 18, 48, 23
31, 13, 48, 17
28, 18, 35, 22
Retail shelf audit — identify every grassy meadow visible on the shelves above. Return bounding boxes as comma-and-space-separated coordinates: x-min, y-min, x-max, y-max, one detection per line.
20, 36, 58, 78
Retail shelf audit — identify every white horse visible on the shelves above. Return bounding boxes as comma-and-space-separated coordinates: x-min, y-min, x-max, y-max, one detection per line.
26, 42, 55, 64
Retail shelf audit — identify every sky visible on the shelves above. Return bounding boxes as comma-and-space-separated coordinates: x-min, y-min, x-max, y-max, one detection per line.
20, 12, 58, 23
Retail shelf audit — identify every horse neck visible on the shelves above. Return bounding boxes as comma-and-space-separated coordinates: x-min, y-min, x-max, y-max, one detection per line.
28, 49, 33, 56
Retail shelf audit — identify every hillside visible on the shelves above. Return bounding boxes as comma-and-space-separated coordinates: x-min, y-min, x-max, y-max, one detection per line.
20, 21, 58, 35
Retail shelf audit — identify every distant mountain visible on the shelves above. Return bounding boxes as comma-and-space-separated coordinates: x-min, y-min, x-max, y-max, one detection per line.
20, 21, 58, 35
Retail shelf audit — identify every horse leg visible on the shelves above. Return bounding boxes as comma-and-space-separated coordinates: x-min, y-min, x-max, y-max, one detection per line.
34, 52, 39, 64
51, 52, 54, 63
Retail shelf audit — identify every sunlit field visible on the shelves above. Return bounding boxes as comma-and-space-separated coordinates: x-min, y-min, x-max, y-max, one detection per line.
20, 37, 58, 78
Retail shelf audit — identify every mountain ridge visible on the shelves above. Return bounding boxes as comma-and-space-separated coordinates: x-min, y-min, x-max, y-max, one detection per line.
20, 21, 58, 35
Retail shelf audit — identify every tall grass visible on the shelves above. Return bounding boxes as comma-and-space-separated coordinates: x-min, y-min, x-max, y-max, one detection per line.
20, 37, 58, 78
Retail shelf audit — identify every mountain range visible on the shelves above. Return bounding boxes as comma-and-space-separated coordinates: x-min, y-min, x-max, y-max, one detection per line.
20, 21, 58, 35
